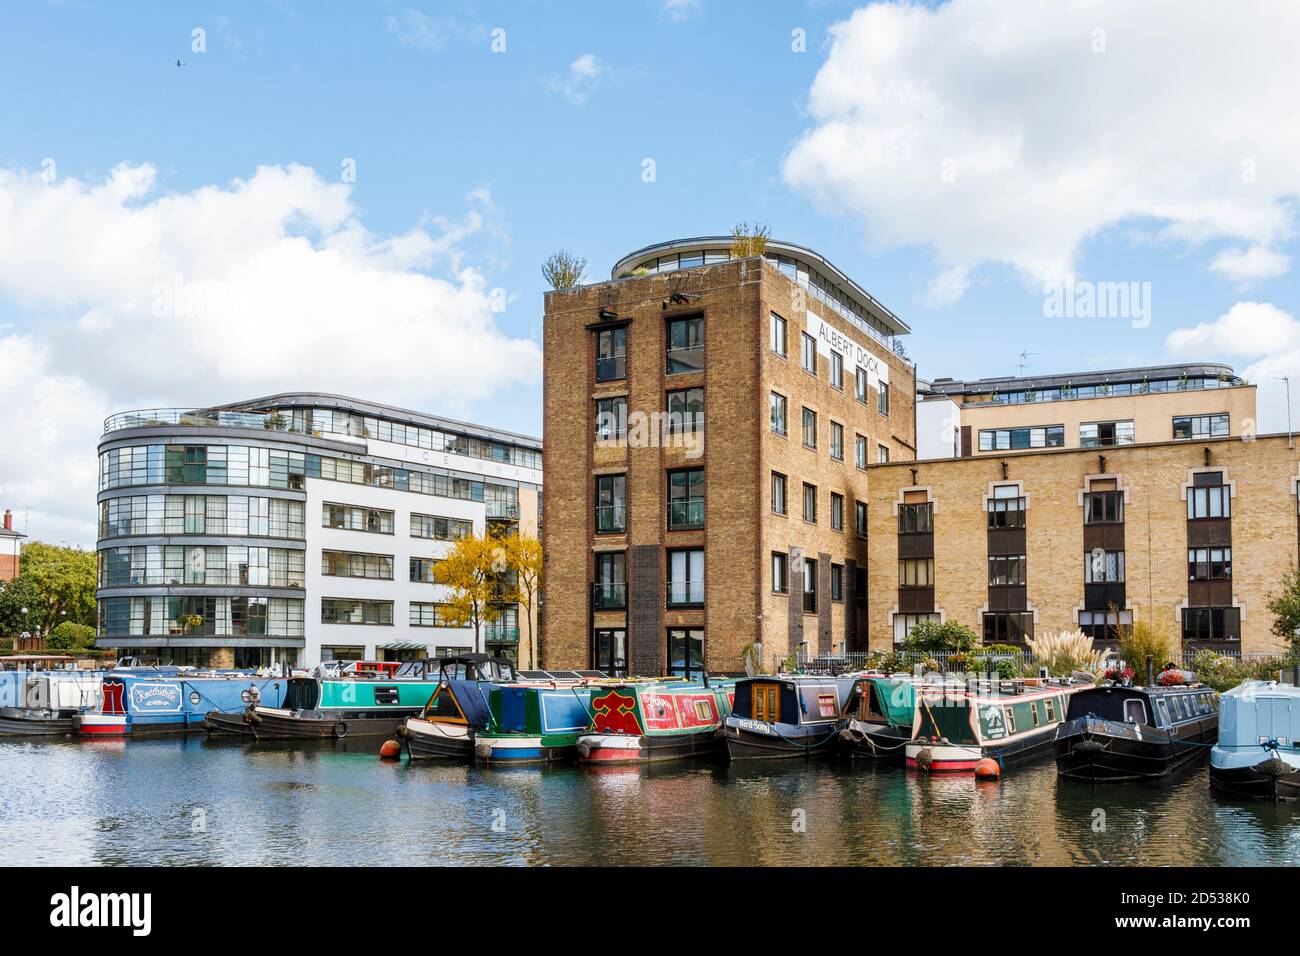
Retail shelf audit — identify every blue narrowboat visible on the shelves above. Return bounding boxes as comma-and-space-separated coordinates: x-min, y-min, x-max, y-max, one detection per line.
472, 680, 599, 764
722, 676, 857, 759
0, 663, 103, 736
72, 670, 287, 736
398, 655, 517, 759
1210, 681, 1300, 800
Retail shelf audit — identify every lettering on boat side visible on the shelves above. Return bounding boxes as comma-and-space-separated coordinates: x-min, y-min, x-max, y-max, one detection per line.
49, 886, 151, 936
730, 717, 776, 735
129, 683, 182, 713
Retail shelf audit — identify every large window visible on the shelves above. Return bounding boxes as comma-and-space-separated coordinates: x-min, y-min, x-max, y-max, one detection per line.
97, 545, 304, 588
979, 425, 1065, 452
1174, 414, 1229, 440
1084, 491, 1123, 524
984, 611, 1034, 644
802, 407, 817, 449
988, 486, 1025, 528
899, 558, 934, 587
855, 434, 867, 470
594, 628, 627, 677
771, 472, 787, 515
989, 554, 1027, 586
1188, 547, 1232, 580
855, 366, 869, 403
893, 612, 940, 645
801, 333, 817, 375
410, 557, 439, 583
667, 549, 704, 607
830, 350, 844, 390
1080, 420, 1135, 448
595, 396, 627, 440
830, 422, 844, 461
321, 550, 394, 580
770, 392, 787, 436
666, 388, 703, 434
595, 474, 627, 534
100, 494, 305, 539
323, 502, 394, 535
802, 483, 817, 523
831, 564, 844, 601
830, 492, 844, 531
668, 468, 705, 530
98, 595, 303, 637
594, 552, 627, 609
1182, 607, 1240, 643
898, 502, 933, 534
1084, 550, 1124, 583
410, 513, 472, 541
803, 558, 817, 613
1079, 609, 1132, 642
410, 602, 459, 627
666, 316, 704, 374
771, 552, 788, 593
667, 628, 705, 679
321, 598, 393, 626
877, 383, 890, 417
770, 312, 787, 357
856, 500, 867, 537
1187, 472, 1230, 519
596, 327, 626, 382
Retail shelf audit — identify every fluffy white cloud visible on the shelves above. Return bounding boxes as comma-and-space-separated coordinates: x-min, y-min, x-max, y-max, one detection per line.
783, 0, 1300, 301
547, 54, 607, 106
1166, 301, 1300, 433
1209, 245, 1291, 285
0, 162, 540, 546
661, 0, 701, 22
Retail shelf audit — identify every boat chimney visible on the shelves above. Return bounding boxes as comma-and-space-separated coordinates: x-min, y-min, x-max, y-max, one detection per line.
2, 509, 10, 531
1292, 663, 1300, 687
1145, 656, 1155, 687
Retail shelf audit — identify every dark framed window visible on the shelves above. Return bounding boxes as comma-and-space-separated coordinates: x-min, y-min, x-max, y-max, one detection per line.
667, 548, 704, 607
830, 492, 844, 531
802, 407, 817, 449
898, 502, 932, 534
771, 472, 787, 515
667, 468, 705, 530
877, 383, 889, 417
830, 350, 844, 390
1187, 472, 1231, 519
667, 627, 705, 678
802, 483, 817, 523
988, 487, 1025, 528
989, 554, 1027, 586
899, 558, 934, 587
666, 387, 703, 433
855, 500, 867, 537
1081, 420, 1134, 448
983, 611, 1034, 644
1084, 491, 1123, 524
322, 598, 393, 626
595, 474, 627, 534
831, 564, 844, 601
1079, 609, 1132, 642
594, 552, 627, 609
1174, 414, 1229, 441
594, 628, 627, 677
409, 556, 439, 583
595, 396, 627, 440
855, 367, 868, 403
877, 444, 889, 464
770, 312, 787, 357
978, 425, 1064, 451
1182, 607, 1240, 643
803, 558, 817, 613
1188, 547, 1232, 580
830, 421, 844, 461
666, 315, 704, 374
595, 327, 626, 382
801, 333, 817, 375
770, 392, 787, 436
855, 434, 867, 469
771, 552, 788, 594
1084, 550, 1124, 583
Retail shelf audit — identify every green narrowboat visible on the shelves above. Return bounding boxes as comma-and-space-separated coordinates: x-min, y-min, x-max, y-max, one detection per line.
473, 682, 599, 764
575, 680, 735, 765
838, 675, 917, 760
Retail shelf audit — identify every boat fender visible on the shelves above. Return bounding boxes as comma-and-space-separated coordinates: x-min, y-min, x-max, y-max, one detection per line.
838, 728, 857, 743
1073, 739, 1105, 754
379, 739, 401, 759
576, 739, 593, 759
914, 747, 933, 771
1254, 755, 1294, 778
395, 723, 408, 737
474, 740, 493, 761
333, 720, 348, 739
974, 758, 1001, 779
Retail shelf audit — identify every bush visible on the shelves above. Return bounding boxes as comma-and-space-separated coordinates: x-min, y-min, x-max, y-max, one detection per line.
1117, 612, 1174, 677
46, 621, 96, 651
902, 619, 979, 655
1028, 629, 1106, 677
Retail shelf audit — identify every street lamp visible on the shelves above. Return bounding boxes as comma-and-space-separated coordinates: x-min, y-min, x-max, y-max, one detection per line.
1280, 377, 1293, 449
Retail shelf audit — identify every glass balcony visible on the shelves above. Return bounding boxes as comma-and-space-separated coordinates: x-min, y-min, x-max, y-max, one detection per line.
666, 346, 704, 375
667, 580, 704, 607
668, 499, 704, 530
595, 505, 626, 534
593, 582, 627, 610
596, 356, 626, 382
486, 500, 520, 519
484, 623, 520, 643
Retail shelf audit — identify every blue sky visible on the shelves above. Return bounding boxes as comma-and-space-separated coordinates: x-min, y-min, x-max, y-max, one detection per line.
1, 0, 1298, 545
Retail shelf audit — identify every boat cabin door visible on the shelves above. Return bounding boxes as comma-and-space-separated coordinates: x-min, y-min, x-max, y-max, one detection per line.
752, 683, 780, 723
1123, 699, 1148, 725
501, 687, 528, 732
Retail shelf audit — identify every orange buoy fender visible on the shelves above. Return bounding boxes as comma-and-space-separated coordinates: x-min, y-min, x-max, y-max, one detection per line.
974, 758, 1000, 779
379, 739, 402, 759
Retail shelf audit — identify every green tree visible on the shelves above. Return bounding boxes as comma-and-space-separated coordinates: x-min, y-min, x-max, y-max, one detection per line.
1267, 566, 1300, 650
902, 619, 978, 654
12, 542, 96, 632
541, 250, 587, 290
433, 531, 503, 654
46, 621, 96, 651
0, 574, 43, 638
729, 221, 771, 258
500, 532, 542, 669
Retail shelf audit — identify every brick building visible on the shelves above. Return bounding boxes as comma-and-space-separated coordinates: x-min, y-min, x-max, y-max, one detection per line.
0, 510, 24, 582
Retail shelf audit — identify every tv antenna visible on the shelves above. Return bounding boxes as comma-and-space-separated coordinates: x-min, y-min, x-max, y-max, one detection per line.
1017, 350, 1039, 374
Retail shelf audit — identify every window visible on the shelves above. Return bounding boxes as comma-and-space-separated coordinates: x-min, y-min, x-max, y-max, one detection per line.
855, 500, 867, 537
978, 426, 1065, 451
595, 396, 627, 440
855, 434, 867, 469
831, 564, 844, 601
984, 611, 1034, 644
594, 552, 627, 610
1080, 420, 1135, 448
898, 502, 933, 534
667, 549, 704, 606
1187, 472, 1230, 519
1182, 606, 1241, 643
877, 444, 889, 464
803, 558, 818, 612
877, 383, 889, 417
595, 327, 626, 382
410, 556, 439, 583
668, 468, 705, 530
321, 550, 393, 580
1085, 491, 1123, 524
409, 602, 458, 628
323, 502, 394, 534
855, 367, 868, 403
667, 316, 704, 374
593, 628, 627, 677
667, 628, 705, 678
771, 472, 787, 515
1173, 414, 1229, 441
830, 492, 844, 531
770, 392, 787, 436
770, 312, 787, 357
830, 350, 844, 390
1188, 547, 1232, 580
321, 598, 393, 626
989, 554, 1027, 586
802, 483, 817, 523
1084, 550, 1125, 583
752, 683, 780, 722
988, 486, 1025, 528
595, 474, 627, 533
893, 612, 940, 645
1079, 609, 1133, 641
801, 333, 817, 374
830, 422, 844, 461
410, 513, 472, 541
855, 568, 867, 606
772, 552, 788, 593
667, 387, 703, 434
899, 558, 934, 587
802, 407, 817, 449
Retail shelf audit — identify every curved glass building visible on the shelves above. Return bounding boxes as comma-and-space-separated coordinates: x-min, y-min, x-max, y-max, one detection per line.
96, 393, 542, 668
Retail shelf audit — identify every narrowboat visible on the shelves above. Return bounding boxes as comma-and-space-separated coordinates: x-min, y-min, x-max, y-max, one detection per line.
1055, 682, 1218, 781
575, 679, 735, 765
74, 670, 286, 736
838, 675, 917, 759
0, 668, 102, 736
722, 676, 856, 760
208, 660, 442, 739
473, 680, 601, 764
398, 655, 517, 759
1210, 681, 1300, 800
905, 678, 1083, 772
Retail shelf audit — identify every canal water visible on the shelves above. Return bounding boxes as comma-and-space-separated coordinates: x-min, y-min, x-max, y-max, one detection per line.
2, 737, 1298, 866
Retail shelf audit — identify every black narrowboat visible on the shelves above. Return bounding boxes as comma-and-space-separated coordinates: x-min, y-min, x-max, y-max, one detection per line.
1055, 682, 1218, 781
722, 676, 854, 760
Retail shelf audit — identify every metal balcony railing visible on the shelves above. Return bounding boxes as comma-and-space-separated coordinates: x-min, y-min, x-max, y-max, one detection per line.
668, 499, 704, 530
667, 581, 704, 606
593, 582, 627, 610
595, 505, 627, 534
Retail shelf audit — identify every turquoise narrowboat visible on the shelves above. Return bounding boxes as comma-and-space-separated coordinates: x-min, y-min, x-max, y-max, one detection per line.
1211, 681, 1300, 800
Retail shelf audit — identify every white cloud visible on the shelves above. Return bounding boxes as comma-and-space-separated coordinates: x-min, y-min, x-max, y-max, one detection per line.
1166, 301, 1300, 433
0, 162, 540, 547
547, 54, 607, 106
921, 265, 970, 308
661, 0, 701, 22
385, 9, 483, 50
1209, 244, 1291, 285
783, 0, 1300, 303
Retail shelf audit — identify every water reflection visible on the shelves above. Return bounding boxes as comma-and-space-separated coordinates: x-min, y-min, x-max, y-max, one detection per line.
1, 739, 1297, 866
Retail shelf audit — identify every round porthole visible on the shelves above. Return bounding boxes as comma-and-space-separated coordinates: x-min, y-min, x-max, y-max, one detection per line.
189, 691, 201, 706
